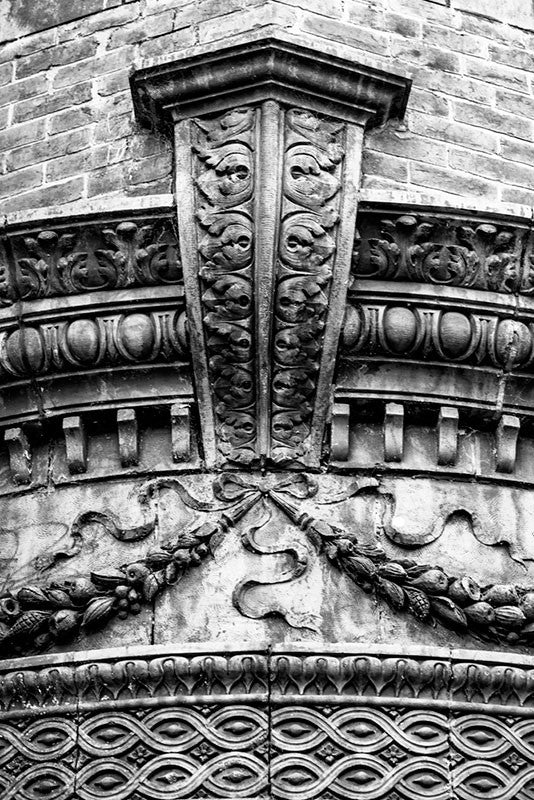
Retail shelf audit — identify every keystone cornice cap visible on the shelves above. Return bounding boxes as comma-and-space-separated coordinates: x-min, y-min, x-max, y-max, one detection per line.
130, 37, 412, 127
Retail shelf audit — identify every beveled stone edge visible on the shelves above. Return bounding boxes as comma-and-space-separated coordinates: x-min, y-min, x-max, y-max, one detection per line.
0, 194, 175, 231
358, 188, 534, 223
130, 36, 411, 128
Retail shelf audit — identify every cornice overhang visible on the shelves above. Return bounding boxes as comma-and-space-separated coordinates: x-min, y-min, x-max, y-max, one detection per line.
130, 37, 411, 127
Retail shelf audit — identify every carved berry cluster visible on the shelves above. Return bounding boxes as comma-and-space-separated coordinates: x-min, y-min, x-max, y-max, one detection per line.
0, 523, 216, 657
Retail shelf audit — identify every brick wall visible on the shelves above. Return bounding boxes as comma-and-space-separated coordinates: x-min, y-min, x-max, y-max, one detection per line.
0, 0, 533, 215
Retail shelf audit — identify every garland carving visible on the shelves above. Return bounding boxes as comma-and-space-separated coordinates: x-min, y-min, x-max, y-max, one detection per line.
3, 474, 534, 656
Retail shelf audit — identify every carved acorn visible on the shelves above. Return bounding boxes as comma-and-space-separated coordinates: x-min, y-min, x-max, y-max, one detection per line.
482, 584, 519, 607
493, 605, 526, 629
405, 588, 431, 620
16, 586, 51, 608
0, 596, 20, 622
430, 596, 468, 630
464, 602, 495, 626
49, 609, 80, 640
520, 592, 534, 621
82, 597, 116, 629
344, 555, 377, 581
378, 563, 407, 582
408, 569, 448, 595
520, 621, 534, 640
145, 550, 174, 569
448, 577, 481, 606
376, 577, 405, 610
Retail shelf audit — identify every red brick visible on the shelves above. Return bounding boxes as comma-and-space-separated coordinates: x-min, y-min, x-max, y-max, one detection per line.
0, 118, 46, 151
128, 154, 172, 185
496, 89, 534, 120
5, 128, 92, 172
53, 48, 134, 89
0, 75, 48, 108
389, 41, 461, 73
414, 68, 495, 104
500, 138, 534, 165
300, 16, 389, 55
410, 111, 499, 153
48, 106, 94, 136
421, 22, 488, 57
107, 12, 174, 48
489, 43, 534, 71
0, 177, 85, 214
58, 5, 140, 41
464, 56, 530, 93
453, 100, 534, 141
501, 186, 534, 205
15, 38, 99, 80
449, 148, 534, 189
87, 163, 126, 197
365, 124, 449, 164
0, 166, 43, 199
410, 161, 499, 199
362, 151, 409, 183
13, 83, 92, 123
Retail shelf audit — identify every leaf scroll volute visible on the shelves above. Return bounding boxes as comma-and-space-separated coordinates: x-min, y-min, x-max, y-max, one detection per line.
198, 210, 253, 273
284, 144, 341, 209
279, 211, 338, 274
195, 142, 254, 207
135, 221, 182, 285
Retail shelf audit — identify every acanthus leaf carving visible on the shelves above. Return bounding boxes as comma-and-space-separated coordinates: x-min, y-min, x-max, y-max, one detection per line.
271, 109, 346, 465
192, 107, 258, 466
352, 212, 525, 294
11, 217, 182, 300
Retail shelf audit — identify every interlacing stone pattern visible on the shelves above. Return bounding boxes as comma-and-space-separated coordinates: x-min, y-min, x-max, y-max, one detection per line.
1, 650, 534, 799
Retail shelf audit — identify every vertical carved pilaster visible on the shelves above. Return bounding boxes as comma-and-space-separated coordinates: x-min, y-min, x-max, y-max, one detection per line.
176, 107, 259, 467
271, 110, 362, 466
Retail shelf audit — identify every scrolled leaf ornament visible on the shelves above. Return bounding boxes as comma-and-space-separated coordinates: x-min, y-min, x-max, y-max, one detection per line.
271, 108, 345, 465
193, 107, 258, 465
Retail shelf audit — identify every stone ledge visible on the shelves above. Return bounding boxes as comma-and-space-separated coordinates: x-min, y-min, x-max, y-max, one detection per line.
130, 36, 411, 127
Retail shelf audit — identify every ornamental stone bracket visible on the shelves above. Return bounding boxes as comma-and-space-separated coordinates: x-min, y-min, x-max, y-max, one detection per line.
130, 38, 411, 468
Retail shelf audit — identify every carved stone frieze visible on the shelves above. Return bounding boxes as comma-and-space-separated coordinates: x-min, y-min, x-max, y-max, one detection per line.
5, 471, 534, 657
0, 307, 187, 380
1, 211, 181, 301
353, 208, 532, 295
1, 644, 534, 799
343, 299, 534, 370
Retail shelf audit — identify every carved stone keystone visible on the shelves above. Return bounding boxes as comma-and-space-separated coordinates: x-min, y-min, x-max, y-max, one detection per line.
131, 38, 411, 468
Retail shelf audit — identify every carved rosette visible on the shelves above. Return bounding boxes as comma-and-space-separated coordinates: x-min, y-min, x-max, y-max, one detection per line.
271, 110, 345, 465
